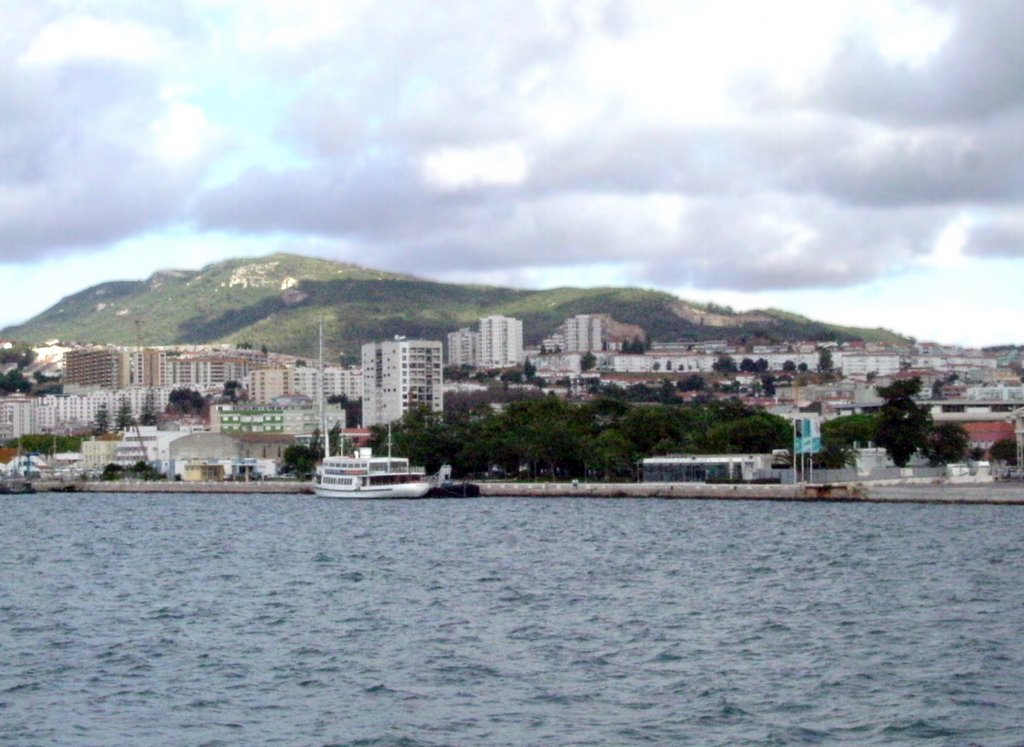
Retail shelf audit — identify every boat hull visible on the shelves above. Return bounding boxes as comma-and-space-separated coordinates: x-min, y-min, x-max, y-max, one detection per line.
313, 480, 432, 499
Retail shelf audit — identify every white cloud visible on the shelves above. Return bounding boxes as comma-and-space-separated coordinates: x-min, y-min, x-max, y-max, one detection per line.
150, 95, 220, 166
2, 0, 1023, 345
421, 143, 529, 191
19, 15, 170, 67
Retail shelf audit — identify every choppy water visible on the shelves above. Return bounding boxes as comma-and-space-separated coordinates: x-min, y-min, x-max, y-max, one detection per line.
2, 494, 1023, 746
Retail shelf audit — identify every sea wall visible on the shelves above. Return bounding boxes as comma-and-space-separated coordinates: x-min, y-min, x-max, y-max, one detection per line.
35, 480, 313, 494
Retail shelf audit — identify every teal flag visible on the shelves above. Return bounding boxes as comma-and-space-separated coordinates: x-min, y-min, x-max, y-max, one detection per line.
793, 418, 822, 455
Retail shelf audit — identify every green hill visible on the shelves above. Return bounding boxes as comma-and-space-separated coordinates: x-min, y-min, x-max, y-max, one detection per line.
2, 253, 909, 358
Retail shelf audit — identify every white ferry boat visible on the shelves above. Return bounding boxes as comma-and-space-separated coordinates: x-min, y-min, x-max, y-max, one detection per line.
313, 448, 432, 499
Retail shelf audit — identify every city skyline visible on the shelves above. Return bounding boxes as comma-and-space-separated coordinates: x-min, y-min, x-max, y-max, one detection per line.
1, 1, 1022, 347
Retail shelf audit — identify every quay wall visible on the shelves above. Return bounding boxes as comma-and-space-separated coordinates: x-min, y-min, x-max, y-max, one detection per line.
29, 480, 1023, 504
35, 480, 313, 494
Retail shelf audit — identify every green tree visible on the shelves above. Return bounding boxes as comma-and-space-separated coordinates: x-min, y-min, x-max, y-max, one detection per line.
924, 422, 971, 466
705, 413, 791, 454
591, 429, 636, 480
94, 404, 111, 435
678, 374, 707, 392
115, 399, 135, 431
139, 391, 158, 426
821, 414, 879, 449
817, 348, 834, 373
167, 388, 206, 417
580, 352, 597, 371
283, 444, 317, 477
713, 355, 737, 373
223, 380, 242, 403
0, 370, 31, 394
989, 438, 1018, 465
782, 360, 797, 372
875, 378, 931, 467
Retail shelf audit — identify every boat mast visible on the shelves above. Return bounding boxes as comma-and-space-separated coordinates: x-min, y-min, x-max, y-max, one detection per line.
319, 316, 330, 459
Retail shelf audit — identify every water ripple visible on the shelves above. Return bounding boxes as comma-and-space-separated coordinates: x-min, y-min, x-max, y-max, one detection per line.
1, 494, 1023, 745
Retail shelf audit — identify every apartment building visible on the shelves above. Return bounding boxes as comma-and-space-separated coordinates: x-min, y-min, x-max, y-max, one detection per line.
362, 339, 443, 426
171, 354, 251, 392
478, 315, 524, 368
31, 387, 175, 434
447, 327, 480, 367
64, 347, 131, 391
246, 365, 363, 404
564, 314, 604, 353
210, 403, 345, 435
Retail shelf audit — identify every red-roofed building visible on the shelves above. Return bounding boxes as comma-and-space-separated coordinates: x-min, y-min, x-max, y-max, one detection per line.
962, 422, 1015, 457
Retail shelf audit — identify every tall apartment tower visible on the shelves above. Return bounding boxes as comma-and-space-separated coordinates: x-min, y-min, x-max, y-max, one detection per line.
478, 315, 524, 368
564, 314, 604, 352
64, 347, 131, 391
447, 328, 480, 367
130, 349, 170, 387
362, 339, 444, 427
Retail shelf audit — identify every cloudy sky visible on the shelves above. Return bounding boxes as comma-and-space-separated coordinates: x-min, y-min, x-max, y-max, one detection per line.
2, 0, 1022, 345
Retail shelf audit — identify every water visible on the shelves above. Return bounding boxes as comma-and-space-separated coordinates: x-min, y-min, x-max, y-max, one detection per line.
2, 494, 1023, 746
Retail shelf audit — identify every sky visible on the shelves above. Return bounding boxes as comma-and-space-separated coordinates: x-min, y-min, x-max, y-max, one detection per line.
1, 0, 1022, 347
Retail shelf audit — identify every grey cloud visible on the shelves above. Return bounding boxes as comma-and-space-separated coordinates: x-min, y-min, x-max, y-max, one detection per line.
809, 0, 1024, 124
963, 214, 1024, 258
0, 4, 216, 262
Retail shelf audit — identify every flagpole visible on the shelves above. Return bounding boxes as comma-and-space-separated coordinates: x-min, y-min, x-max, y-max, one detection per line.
792, 419, 798, 485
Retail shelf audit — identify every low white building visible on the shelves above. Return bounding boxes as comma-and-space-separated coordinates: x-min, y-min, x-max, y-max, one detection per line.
642, 454, 776, 482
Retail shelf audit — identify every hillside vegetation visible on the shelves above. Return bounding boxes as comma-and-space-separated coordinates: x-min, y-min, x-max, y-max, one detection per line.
2, 253, 909, 358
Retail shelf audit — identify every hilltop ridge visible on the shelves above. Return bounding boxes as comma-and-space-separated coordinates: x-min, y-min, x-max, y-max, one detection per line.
2, 253, 910, 358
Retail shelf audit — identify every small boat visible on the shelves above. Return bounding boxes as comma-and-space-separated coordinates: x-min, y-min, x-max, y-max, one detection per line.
0, 479, 36, 495
313, 448, 432, 499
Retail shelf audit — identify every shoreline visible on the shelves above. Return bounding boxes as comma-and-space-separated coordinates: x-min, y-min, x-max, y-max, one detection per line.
26, 479, 1024, 504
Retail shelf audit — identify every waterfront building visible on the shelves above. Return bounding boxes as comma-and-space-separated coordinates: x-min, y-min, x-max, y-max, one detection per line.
642, 454, 776, 483
81, 435, 121, 471
114, 426, 193, 468
362, 339, 443, 426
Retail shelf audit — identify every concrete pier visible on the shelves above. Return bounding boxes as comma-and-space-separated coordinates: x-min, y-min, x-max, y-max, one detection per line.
28, 479, 1024, 504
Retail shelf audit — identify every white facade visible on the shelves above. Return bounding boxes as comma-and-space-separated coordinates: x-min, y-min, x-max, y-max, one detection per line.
171, 355, 251, 393
362, 339, 444, 426
0, 395, 35, 439
115, 426, 193, 467
564, 314, 603, 352
447, 328, 480, 367
478, 315, 524, 368
839, 354, 902, 377
32, 387, 175, 434
247, 365, 363, 404
911, 354, 998, 371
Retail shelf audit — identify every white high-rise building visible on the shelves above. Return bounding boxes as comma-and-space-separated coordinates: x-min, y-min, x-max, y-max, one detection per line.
447, 328, 480, 367
362, 339, 444, 426
564, 314, 604, 353
478, 315, 524, 368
